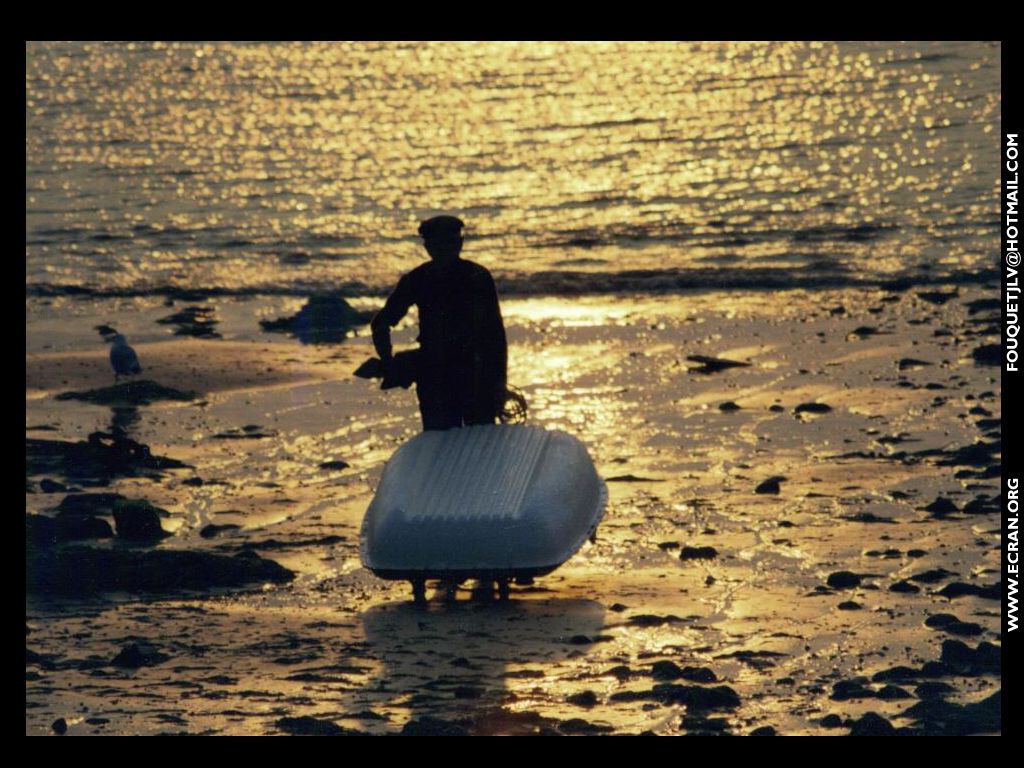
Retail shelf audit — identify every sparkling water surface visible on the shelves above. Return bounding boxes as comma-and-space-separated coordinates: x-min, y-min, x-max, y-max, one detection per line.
26, 41, 1001, 297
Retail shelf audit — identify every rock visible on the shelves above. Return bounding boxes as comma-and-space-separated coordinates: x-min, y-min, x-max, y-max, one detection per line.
276, 716, 370, 736
917, 290, 958, 305
935, 581, 1000, 600
567, 690, 599, 707
900, 690, 1000, 736
627, 614, 684, 627
27, 546, 294, 595
841, 512, 895, 524
212, 425, 278, 440
651, 660, 685, 680
750, 726, 776, 736
827, 571, 861, 589
609, 684, 740, 710
27, 514, 113, 549
849, 712, 895, 736
965, 298, 1000, 315
685, 355, 751, 374
27, 648, 56, 669
937, 441, 1000, 467
650, 661, 717, 683
715, 649, 785, 669
57, 493, 127, 517
111, 642, 169, 668
558, 718, 613, 734
820, 714, 844, 728
872, 666, 920, 683
909, 568, 957, 584
876, 685, 913, 700
680, 666, 718, 683
156, 305, 221, 339
939, 640, 1000, 675
971, 344, 1001, 365
915, 682, 957, 699
921, 661, 952, 677
679, 546, 718, 561
964, 496, 1000, 515
663, 684, 740, 710
318, 460, 350, 470
606, 474, 664, 482
260, 294, 372, 344
57, 515, 114, 541
923, 497, 959, 516
604, 665, 635, 681
55, 381, 198, 406
52, 718, 67, 735
898, 358, 932, 370
112, 499, 171, 542
864, 548, 900, 558
28, 434, 188, 481
838, 601, 862, 610
199, 523, 242, 539
718, 401, 741, 412
26, 515, 58, 551
39, 479, 67, 493
831, 679, 872, 700
768, 404, 785, 412
681, 715, 731, 733
755, 476, 785, 494
794, 402, 832, 415
889, 580, 920, 593
400, 716, 471, 736
847, 326, 880, 340
942, 622, 984, 637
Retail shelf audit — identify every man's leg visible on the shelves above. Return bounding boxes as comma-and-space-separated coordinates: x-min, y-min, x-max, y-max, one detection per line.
416, 380, 462, 431
463, 381, 499, 426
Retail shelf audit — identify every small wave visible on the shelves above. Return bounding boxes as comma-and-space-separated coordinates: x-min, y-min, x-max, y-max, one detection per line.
552, 257, 609, 267
26, 266, 999, 302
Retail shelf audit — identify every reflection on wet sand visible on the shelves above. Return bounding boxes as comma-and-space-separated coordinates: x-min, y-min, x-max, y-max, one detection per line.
351, 598, 607, 733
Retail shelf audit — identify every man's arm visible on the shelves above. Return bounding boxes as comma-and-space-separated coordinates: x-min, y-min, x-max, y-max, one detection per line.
372, 274, 415, 364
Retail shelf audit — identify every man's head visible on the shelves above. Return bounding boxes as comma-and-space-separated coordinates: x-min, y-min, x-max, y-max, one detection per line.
418, 215, 464, 263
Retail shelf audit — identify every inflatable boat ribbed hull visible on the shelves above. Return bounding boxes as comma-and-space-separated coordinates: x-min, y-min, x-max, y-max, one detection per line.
360, 425, 606, 578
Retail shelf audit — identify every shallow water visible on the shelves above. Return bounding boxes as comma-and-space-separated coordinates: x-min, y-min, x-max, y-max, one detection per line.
27, 41, 1000, 296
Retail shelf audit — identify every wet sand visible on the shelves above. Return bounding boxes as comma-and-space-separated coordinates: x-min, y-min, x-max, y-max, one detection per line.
26, 285, 1002, 735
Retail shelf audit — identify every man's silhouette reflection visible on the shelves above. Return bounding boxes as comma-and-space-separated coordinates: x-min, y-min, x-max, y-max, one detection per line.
372, 216, 508, 431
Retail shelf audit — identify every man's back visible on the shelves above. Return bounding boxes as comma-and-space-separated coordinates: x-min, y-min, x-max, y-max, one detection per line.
371, 216, 507, 430
394, 259, 503, 367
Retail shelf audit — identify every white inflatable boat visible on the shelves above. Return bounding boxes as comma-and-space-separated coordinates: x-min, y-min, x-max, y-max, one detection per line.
360, 424, 607, 600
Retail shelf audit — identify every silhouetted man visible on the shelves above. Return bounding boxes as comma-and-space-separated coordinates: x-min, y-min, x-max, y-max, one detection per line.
371, 215, 508, 431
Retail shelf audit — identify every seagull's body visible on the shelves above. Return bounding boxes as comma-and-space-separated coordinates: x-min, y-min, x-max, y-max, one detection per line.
109, 334, 142, 382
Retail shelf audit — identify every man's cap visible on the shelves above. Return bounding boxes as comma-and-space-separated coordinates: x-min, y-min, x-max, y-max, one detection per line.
418, 215, 465, 239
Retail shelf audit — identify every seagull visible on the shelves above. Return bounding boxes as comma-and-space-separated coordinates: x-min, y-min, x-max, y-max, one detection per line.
109, 334, 142, 382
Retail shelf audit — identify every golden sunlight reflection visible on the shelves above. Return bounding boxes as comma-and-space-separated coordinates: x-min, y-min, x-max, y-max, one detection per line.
27, 42, 999, 294
25, 42, 1003, 736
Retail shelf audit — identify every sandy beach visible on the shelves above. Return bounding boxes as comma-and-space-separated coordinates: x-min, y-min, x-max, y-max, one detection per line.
26, 282, 1002, 735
